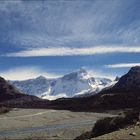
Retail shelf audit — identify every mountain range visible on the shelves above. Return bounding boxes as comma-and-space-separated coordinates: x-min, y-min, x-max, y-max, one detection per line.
10, 68, 112, 100
0, 66, 140, 111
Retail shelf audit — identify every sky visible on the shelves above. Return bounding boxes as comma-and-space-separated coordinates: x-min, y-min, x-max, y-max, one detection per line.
0, 0, 140, 80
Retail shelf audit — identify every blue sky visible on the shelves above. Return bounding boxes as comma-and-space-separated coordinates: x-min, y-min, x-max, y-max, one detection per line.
0, 0, 140, 80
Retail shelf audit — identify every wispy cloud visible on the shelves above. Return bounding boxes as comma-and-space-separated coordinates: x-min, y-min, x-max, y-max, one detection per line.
5, 46, 140, 57
0, 67, 60, 80
105, 63, 140, 68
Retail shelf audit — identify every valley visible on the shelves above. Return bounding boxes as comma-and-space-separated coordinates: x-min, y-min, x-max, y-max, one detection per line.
0, 108, 114, 139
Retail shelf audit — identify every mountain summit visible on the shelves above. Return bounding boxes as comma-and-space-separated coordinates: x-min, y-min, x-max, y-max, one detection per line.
62, 68, 88, 81
11, 69, 112, 100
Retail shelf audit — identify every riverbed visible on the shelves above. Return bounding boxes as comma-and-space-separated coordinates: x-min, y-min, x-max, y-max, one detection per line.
0, 108, 114, 139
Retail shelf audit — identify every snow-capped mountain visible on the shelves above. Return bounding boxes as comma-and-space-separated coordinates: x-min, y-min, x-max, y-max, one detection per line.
10, 68, 112, 100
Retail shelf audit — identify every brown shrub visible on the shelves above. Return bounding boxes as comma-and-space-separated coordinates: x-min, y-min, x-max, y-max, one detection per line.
0, 106, 11, 114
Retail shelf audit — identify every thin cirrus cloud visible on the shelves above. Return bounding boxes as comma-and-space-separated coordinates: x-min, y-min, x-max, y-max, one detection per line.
5, 46, 140, 57
1, 0, 140, 48
87, 69, 115, 80
105, 63, 140, 68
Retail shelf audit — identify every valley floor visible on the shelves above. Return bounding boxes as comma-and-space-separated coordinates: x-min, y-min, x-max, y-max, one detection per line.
0, 108, 114, 139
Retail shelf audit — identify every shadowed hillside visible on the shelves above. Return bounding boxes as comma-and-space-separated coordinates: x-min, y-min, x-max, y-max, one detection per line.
0, 76, 47, 108
0, 77, 24, 102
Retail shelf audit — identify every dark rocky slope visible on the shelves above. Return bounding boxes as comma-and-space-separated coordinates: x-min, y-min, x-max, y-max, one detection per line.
0, 76, 46, 108
0, 77, 24, 102
113, 66, 140, 91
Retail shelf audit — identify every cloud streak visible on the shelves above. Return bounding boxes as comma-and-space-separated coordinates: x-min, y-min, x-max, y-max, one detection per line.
5, 46, 140, 57
105, 63, 140, 68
